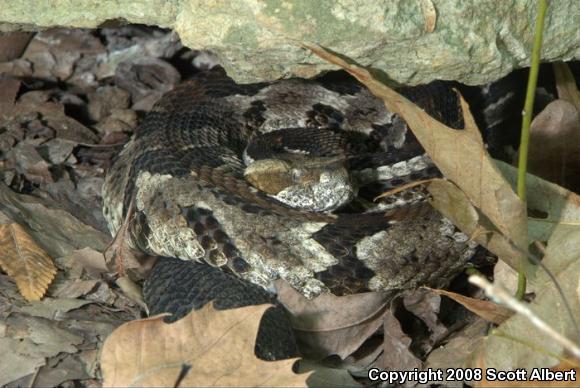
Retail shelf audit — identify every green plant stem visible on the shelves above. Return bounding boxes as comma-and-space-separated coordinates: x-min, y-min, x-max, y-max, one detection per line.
515, 0, 549, 300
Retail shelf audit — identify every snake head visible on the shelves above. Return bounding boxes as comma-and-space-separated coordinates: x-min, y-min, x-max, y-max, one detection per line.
244, 155, 356, 212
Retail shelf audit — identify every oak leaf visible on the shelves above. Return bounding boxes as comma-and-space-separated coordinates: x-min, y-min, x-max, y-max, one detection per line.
0, 222, 57, 301
100, 303, 308, 387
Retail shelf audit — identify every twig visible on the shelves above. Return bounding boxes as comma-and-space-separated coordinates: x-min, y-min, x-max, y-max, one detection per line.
442, 206, 578, 339
469, 275, 580, 359
374, 178, 433, 201
466, 228, 579, 338
103, 191, 138, 275
58, 137, 128, 148
173, 364, 192, 388
27, 367, 40, 388
515, 0, 549, 299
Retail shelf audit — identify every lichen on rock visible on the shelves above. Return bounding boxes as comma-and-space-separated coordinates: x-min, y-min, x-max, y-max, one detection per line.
1, 0, 578, 85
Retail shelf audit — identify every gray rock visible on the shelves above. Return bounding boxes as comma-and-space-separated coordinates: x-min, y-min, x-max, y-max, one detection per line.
1, 0, 578, 85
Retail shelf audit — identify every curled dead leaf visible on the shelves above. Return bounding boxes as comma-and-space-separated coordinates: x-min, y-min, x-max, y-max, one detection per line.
380, 309, 422, 371
425, 287, 513, 325
276, 279, 391, 359
100, 303, 308, 387
0, 222, 57, 301
402, 288, 448, 346
553, 62, 580, 112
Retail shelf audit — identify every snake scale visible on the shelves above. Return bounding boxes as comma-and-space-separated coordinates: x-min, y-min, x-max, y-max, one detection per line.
102, 67, 481, 359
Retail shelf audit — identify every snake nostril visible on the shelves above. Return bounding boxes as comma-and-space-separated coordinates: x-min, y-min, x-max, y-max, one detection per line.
291, 168, 302, 182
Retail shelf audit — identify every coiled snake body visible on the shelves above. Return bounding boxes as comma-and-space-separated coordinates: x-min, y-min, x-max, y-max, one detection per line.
103, 67, 477, 300
102, 69, 480, 360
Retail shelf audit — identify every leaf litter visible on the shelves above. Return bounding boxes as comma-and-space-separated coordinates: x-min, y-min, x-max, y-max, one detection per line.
0, 26, 578, 387
0, 27, 189, 387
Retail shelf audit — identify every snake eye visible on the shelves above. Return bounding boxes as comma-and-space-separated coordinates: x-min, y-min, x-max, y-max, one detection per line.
291, 169, 301, 182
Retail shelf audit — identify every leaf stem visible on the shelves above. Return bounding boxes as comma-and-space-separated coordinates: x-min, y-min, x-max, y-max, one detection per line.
515, 0, 548, 300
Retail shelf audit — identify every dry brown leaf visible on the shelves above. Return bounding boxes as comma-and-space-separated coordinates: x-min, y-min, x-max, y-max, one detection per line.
493, 260, 520, 294
52, 279, 100, 299
103, 194, 141, 275
340, 338, 384, 377
100, 303, 308, 387
16, 297, 92, 319
494, 160, 580, 245
420, 0, 437, 33
276, 279, 391, 359
424, 318, 490, 387
553, 62, 580, 113
7, 94, 99, 144
0, 32, 33, 62
0, 223, 57, 301
426, 287, 513, 325
68, 247, 108, 275
526, 99, 580, 192
303, 43, 529, 274
115, 276, 147, 312
402, 288, 448, 345
380, 309, 422, 371
0, 183, 110, 258
469, 222, 580, 373
0, 313, 84, 386
0, 78, 21, 112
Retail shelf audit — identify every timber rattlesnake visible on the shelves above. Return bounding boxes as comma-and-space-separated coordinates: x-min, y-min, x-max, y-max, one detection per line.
102, 67, 484, 358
